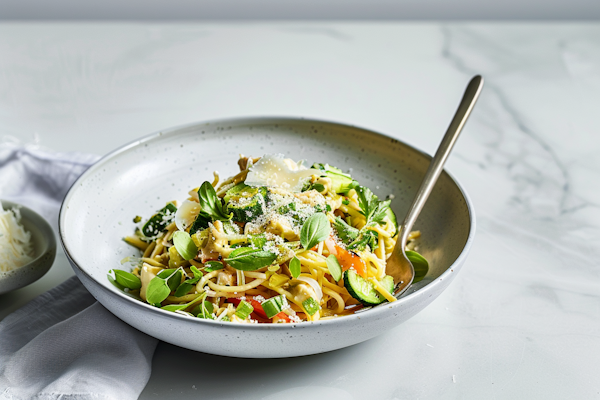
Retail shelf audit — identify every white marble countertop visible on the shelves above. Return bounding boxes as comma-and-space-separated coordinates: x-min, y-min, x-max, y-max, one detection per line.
1, 22, 599, 399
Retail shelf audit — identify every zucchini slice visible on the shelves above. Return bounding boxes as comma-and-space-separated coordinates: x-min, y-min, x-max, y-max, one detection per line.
384, 207, 398, 237
343, 270, 394, 306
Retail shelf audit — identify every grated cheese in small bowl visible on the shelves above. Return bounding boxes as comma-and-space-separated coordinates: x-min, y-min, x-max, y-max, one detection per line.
0, 203, 34, 273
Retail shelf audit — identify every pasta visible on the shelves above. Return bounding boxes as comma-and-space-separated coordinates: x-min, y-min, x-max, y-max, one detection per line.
109, 154, 427, 324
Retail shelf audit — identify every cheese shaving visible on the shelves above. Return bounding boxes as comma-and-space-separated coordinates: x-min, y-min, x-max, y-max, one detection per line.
0, 204, 34, 272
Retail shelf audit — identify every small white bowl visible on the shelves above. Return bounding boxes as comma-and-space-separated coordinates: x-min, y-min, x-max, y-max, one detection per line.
0, 200, 57, 295
60, 117, 475, 358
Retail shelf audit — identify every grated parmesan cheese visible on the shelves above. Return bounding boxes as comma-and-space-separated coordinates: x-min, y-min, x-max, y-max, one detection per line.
0, 204, 34, 272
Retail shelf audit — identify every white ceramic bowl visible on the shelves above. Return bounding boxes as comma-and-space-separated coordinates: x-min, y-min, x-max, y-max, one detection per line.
59, 117, 475, 358
0, 200, 56, 295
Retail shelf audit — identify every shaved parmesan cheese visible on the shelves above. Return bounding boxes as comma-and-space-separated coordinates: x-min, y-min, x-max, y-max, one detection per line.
0, 204, 34, 272
245, 154, 317, 193
175, 200, 201, 231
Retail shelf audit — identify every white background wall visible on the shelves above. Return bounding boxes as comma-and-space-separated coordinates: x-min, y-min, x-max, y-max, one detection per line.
1, 0, 600, 20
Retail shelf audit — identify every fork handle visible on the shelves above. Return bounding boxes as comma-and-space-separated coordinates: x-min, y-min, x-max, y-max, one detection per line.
399, 75, 484, 247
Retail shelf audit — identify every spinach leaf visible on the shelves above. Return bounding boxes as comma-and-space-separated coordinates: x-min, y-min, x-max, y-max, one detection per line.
111, 269, 142, 290
189, 212, 212, 234
142, 202, 177, 237
300, 213, 331, 250
289, 256, 301, 279
198, 181, 232, 221
173, 231, 198, 260
224, 247, 277, 271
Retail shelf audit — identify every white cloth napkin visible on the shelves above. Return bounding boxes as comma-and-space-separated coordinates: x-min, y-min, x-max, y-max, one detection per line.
0, 139, 158, 400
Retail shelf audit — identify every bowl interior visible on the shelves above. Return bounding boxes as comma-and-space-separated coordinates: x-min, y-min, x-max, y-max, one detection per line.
61, 117, 472, 304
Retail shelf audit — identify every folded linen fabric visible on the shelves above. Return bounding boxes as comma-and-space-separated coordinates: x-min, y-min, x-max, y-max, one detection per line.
0, 140, 158, 400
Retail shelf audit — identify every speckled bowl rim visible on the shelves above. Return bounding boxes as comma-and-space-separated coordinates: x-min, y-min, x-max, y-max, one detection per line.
59, 116, 476, 331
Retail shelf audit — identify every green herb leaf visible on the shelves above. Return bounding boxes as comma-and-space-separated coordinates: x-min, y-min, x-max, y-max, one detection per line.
348, 229, 379, 252
190, 265, 203, 279
261, 295, 287, 319
174, 281, 195, 297
157, 268, 183, 292
142, 202, 177, 237
300, 213, 331, 250
289, 256, 301, 279
161, 293, 205, 312
146, 277, 171, 305
356, 186, 379, 220
112, 269, 142, 290
107, 272, 125, 291
204, 261, 225, 272
234, 300, 254, 319
406, 250, 429, 283
302, 297, 320, 316
173, 231, 198, 260
326, 255, 342, 282
194, 301, 215, 319
225, 247, 277, 271
189, 211, 212, 234
198, 181, 233, 221
370, 199, 391, 224
332, 216, 359, 244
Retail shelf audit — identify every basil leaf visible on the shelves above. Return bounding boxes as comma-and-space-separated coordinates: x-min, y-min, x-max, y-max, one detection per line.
174, 281, 195, 297
225, 247, 277, 271
332, 216, 359, 244
146, 277, 171, 305
112, 269, 142, 290
190, 265, 203, 279
204, 261, 224, 272
157, 268, 183, 292
194, 301, 215, 319
406, 250, 429, 283
198, 181, 233, 221
289, 256, 301, 279
173, 231, 198, 260
326, 255, 342, 282
107, 272, 125, 291
300, 213, 331, 250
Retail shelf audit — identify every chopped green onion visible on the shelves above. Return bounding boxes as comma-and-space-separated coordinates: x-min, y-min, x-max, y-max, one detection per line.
302, 297, 320, 316
234, 300, 254, 320
261, 295, 288, 319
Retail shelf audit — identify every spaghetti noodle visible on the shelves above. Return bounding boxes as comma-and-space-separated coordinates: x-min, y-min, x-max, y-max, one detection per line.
109, 154, 427, 324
